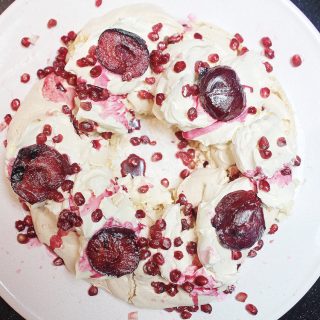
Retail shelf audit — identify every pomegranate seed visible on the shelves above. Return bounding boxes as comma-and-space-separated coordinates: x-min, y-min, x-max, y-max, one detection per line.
247, 106, 257, 114
88, 285, 98, 296
208, 53, 219, 63
61, 35, 71, 45
71, 163, 81, 174
174, 237, 183, 247
36, 133, 47, 145
148, 32, 159, 41
24, 215, 33, 226
143, 261, 160, 276
155, 219, 166, 231
194, 275, 208, 286
170, 269, 182, 283
74, 192, 85, 206
130, 137, 141, 146
138, 90, 154, 100
181, 282, 194, 293
269, 224, 278, 234
67, 31, 77, 41
264, 48, 275, 59
21, 37, 31, 48
157, 41, 167, 51
164, 308, 175, 313
187, 107, 197, 121
101, 132, 112, 140
281, 167, 292, 176
11, 99, 21, 111
90, 65, 102, 78
246, 304, 258, 315
152, 23, 163, 33
173, 61, 187, 73
232, 250, 242, 260
27, 226, 37, 238
160, 238, 172, 250
174, 251, 184, 260
194, 61, 209, 74
138, 185, 149, 193
161, 178, 169, 188
260, 87, 270, 98
37, 69, 46, 79
140, 248, 151, 260
293, 155, 301, 166
4, 114, 12, 125
277, 137, 287, 147
15, 220, 26, 232
47, 18, 57, 28
193, 32, 203, 40
259, 149, 272, 159
180, 169, 190, 179
152, 253, 165, 265
43, 124, 52, 136
230, 38, 240, 51
17, 233, 29, 244
79, 121, 95, 132
77, 58, 89, 67
95, 0, 102, 7
20, 73, 30, 83
137, 237, 149, 248
149, 239, 161, 249
91, 209, 103, 222
48, 191, 64, 203
234, 33, 244, 43
263, 61, 273, 73
261, 37, 272, 48
258, 136, 269, 150
80, 102, 92, 111
53, 257, 64, 266
155, 93, 165, 106
135, 209, 146, 219
62, 105, 71, 114
291, 54, 302, 67
151, 152, 163, 162
151, 282, 166, 294
259, 179, 270, 192
236, 292, 248, 302
181, 311, 192, 319
187, 306, 199, 312
61, 180, 74, 192
186, 241, 197, 254
150, 227, 162, 240
200, 304, 212, 314
145, 77, 156, 85
238, 47, 249, 56
254, 240, 264, 251
52, 134, 63, 143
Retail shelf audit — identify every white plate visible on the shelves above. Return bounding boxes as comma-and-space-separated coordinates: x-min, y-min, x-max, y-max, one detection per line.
0, 0, 319, 319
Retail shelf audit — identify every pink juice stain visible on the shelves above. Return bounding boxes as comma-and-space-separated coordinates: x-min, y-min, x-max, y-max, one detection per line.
42, 74, 75, 105
80, 189, 113, 217
269, 168, 292, 187
128, 312, 138, 320
98, 95, 130, 129
183, 109, 249, 140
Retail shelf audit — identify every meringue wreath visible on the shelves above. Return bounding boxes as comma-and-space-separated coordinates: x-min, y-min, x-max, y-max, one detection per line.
6, 3, 300, 312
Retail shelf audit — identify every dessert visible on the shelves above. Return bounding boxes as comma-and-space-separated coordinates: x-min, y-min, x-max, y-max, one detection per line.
5, 3, 301, 317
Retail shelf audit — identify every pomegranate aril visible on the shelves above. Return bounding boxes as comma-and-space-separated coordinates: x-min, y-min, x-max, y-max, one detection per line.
260, 87, 270, 98
151, 281, 166, 294
90, 65, 102, 78
187, 306, 199, 312
236, 292, 248, 302
79, 121, 95, 133
291, 54, 302, 67
194, 275, 208, 286
194, 32, 203, 39
277, 137, 287, 147
208, 53, 219, 63
259, 149, 272, 159
232, 250, 242, 260
74, 192, 85, 206
152, 253, 165, 265
258, 136, 269, 150
248, 249, 257, 258
293, 155, 301, 166
24, 215, 33, 226
170, 269, 182, 283
137, 237, 149, 248
101, 132, 112, 140
47, 18, 57, 29
36, 133, 47, 145
135, 209, 146, 219
155, 219, 166, 231
95, 0, 102, 7
230, 38, 240, 51
15, 220, 26, 232
27, 226, 37, 238
180, 311, 192, 319
200, 304, 212, 314
157, 41, 167, 51
174, 61, 186, 73
53, 257, 64, 266
234, 33, 244, 43
182, 281, 194, 293
138, 185, 149, 193
145, 77, 156, 85
155, 93, 165, 106
71, 163, 81, 173
254, 239, 264, 251
17, 233, 29, 244
143, 261, 160, 276
160, 238, 172, 250
140, 248, 151, 260
263, 61, 273, 73
149, 239, 161, 249
281, 167, 292, 176
4, 114, 12, 125
148, 32, 159, 41
174, 251, 184, 260
186, 241, 197, 254
11, 99, 21, 111
21, 37, 31, 47
174, 237, 183, 247
61, 180, 74, 192
187, 108, 197, 121
269, 224, 278, 234
259, 179, 270, 192
180, 169, 190, 179
248, 106, 257, 114
161, 178, 169, 188
166, 283, 179, 297
43, 124, 52, 136
37, 69, 46, 79
261, 36, 272, 48
264, 48, 275, 59
138, 90, 154, 100
20, 73, 30, 83
151, 152, 163, 162
246, 304, 258, 315
88, 285, 98, 296
91, 209, 103, 222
